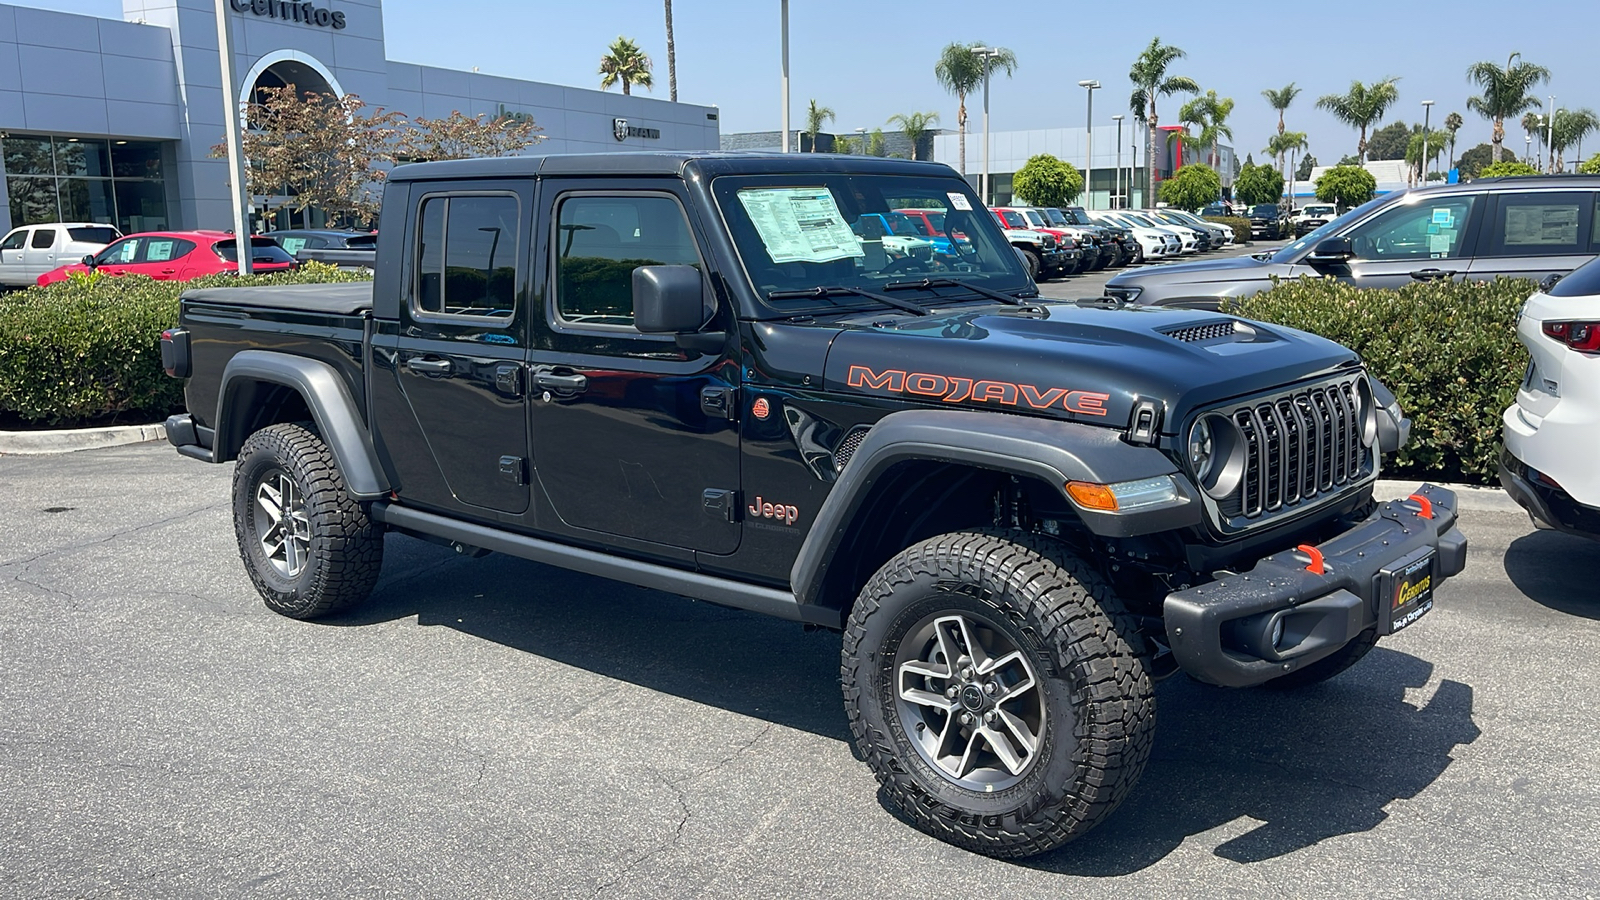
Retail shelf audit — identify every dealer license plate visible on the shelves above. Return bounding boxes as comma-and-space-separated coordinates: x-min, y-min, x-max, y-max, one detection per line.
1383, 549, 1435, 634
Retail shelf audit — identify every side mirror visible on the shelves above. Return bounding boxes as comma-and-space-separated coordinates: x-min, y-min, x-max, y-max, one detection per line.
82, 254, 98, 268
1307, 236, 1354, 263
633, 265, 708, 333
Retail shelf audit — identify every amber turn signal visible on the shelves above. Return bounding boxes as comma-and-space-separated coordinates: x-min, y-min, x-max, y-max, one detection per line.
1066, 481, 1119, 511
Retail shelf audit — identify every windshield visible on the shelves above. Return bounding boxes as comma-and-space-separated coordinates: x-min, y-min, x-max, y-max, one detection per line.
1271, 195, 1392, 263
1302, 205, 1337, 217
997, 210, 1028, 229
1022, 210, 1049, 228
1251, 205, 1279, 217
887, 213, 930, 237
1044, 208, 1069, 227
713, 174, 1030, 314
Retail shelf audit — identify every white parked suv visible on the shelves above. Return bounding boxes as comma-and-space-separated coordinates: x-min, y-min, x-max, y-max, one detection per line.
1501, 261, 1600, 540
1087, 210, 1168, 260
0, 222, 123, 287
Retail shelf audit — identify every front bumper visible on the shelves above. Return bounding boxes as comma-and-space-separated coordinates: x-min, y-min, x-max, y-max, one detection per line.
1500, 447, 1600, 541
1163, 484, 1467, 687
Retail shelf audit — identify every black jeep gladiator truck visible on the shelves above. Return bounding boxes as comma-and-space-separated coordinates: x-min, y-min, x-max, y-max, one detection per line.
161, 152, 1466, 859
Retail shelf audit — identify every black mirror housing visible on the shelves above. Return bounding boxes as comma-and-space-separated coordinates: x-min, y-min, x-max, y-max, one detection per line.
633, 265, 709, 334
1308, 236, 1354, 263
82, 254, 97, 268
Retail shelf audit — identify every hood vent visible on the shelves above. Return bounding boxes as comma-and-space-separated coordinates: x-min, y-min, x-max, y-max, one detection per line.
1161, 320, 1245, 344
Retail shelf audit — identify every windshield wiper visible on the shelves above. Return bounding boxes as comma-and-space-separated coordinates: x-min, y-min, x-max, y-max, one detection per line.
882, 277, 1034, 307
767, 285, 932, 316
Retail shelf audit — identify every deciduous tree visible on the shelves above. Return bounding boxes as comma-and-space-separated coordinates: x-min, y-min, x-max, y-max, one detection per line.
1157, 163, 1220, 210
1314, 165, 1376, 210
402, 110, 543, 162
1011, 153, 1083, 207
1234, 161, 1284, 206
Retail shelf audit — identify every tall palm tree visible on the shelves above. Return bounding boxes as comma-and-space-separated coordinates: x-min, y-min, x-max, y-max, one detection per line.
1315, 77, 1400, 162
1264, 131, 1309, 177
1444, 110, 1464, 170
598, 37, 654, 96
805, 100, 835, 152
933, 42, 1018, 178
887, 111, 940, 161
1128, 37, 1199, 206
663, 1, 676, 102
1552, 108, 1600, 172
1465, 53, 1550, 163
1261, 83, 1301, 137
1194, 90, 1235, 170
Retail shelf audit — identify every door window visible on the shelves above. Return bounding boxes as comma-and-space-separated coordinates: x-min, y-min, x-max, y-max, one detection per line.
30, 227, 56, 249
140, 238, 195, 263
1487, 192, 1592, 257
1345, 196, 1476, 261
554, 193, 701, 328
95, 237, 142, 264
0, 230, 26, 251
414, 194, 520, 319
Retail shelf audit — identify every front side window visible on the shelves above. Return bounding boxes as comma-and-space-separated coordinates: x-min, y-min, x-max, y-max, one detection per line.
0, 230, 25, 251
415, 194, 520, 319
1488, 192, 1591, 257
1345, 195, 1476, 261
555, 193, 701, 328
96, 237, 142, 265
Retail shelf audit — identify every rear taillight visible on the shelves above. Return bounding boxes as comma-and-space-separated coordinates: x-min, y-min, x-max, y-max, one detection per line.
160, 327, 191, 378
1542, 320, 1600, 353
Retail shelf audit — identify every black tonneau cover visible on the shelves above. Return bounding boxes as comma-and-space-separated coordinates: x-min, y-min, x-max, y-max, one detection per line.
180, 282, 373, 315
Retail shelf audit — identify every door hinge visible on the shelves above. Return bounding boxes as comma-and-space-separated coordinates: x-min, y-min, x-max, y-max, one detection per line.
498, 455, 527, 486
701, 385, 737, 420
495, 363, 524, 398
702, 488, 739, 522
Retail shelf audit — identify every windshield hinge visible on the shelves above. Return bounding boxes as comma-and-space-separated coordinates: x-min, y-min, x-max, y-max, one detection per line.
1125, 398, 1164, 446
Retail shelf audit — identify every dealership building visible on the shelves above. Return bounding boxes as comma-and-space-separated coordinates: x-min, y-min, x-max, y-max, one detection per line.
0, 0, 721, 234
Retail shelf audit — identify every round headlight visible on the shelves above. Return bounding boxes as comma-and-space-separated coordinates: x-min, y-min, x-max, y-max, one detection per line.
1189, 413, 1246, 500
1187, 417, 1214, 482
1356, 378, 1378, 446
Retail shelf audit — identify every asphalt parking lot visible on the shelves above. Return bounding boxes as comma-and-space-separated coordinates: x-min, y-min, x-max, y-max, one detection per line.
3, 443, 1598, 899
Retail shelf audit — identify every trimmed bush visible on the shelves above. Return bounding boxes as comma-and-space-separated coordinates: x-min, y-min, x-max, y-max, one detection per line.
1204, 216, 1252, 244
0, 262, 370, 426
1226, 275, 1531, 485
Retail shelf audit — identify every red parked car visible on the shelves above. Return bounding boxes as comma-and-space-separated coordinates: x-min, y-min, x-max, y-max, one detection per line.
36, 231, 298, 285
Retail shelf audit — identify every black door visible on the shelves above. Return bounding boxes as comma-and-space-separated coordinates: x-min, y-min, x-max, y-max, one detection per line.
528, 181, 741, 554
384, 184, 532, 516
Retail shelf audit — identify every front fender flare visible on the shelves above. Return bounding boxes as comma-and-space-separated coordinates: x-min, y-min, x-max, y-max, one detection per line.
216, 350, 389, 500
789, 409, 1199, 608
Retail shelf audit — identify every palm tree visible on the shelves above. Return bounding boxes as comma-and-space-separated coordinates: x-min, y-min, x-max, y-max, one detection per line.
1550, 108, 1598, 172
805, 100, 835, 152
1195, 90, 1235, 171
1264, 131, 1309, 177
598, 37, 654, 96
1128, 37, 1199, 206
887, 111, 940, 161
1406, 131, 1447, 184
1261, 83, 1301, 137
1522, 111, 1547, 166
933, 42, 1018, 178
1444, 110, 1464, 170
663, 1, 676, 102
1315, 77, 1400, 162
1465, 53, 1550, 162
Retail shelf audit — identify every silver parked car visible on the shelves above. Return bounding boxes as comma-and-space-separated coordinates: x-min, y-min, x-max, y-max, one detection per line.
1106, 176, 1600, 309
0, 222, 123, 287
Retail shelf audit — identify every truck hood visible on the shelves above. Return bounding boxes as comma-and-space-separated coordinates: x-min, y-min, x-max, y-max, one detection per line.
819, 302, 1358, 432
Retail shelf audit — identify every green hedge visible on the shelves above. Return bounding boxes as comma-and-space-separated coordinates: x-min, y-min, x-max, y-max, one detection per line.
1204, 216, 1252, 244
1226, 276, 1531, 485
0, 262, 371, 426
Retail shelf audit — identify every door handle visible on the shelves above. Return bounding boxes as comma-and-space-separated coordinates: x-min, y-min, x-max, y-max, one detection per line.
405, 357, 452, 375
1409, 268, 1457, 282
532, 366, 588, 392
159, 268, 176, 275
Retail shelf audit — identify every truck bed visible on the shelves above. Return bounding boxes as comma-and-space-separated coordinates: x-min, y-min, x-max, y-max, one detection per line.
181, 281, 373, 315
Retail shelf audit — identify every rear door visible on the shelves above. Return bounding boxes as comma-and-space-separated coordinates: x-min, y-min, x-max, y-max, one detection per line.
1466, 189, 1597, 283
384, 181, 532, 516
22, 225, 60, 280
124, 236, 197, 279
0, 228, 28, 284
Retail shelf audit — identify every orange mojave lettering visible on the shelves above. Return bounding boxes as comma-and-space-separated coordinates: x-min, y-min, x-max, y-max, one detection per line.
845, 365, 1110, 417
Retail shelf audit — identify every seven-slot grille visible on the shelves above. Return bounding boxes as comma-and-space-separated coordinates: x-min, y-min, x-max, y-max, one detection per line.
1221, 377, 1369, 521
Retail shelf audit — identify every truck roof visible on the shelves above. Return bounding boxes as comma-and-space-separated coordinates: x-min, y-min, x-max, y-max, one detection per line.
387, 151, 952, 182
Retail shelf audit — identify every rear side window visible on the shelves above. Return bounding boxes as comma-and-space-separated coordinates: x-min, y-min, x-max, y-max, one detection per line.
142, 238, 195, 263
277, 237, 308, 255
30, 228, 56, 249
213, 238, 295, 264
1488, 192, 1593, 257
67, 226, 118, 244
414, 194, 520, 319
0, 230, 25, 251
553, 193, 700, 328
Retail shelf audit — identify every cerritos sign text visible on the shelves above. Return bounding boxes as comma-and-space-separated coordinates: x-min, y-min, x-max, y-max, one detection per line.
230, 0, 348, 29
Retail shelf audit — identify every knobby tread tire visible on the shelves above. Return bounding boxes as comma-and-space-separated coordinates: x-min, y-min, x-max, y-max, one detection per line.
1263, 626, 1379, 689
841, 529, 1156, 859
233, 423, 383, 619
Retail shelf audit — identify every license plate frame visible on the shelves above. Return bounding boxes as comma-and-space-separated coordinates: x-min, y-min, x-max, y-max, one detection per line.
1378, 547, 1436, 634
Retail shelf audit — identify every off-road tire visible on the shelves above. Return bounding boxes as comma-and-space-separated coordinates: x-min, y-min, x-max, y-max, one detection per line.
1263, 626, 1379, 689
233, 423, 383, 619
841, 530, 1156, 858
1019, 247, 1042, 281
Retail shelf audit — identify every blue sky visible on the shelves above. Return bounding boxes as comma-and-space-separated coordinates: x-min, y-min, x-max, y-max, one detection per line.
23, 0, 1600, 165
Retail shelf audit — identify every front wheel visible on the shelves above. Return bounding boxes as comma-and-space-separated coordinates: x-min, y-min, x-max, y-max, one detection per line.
842, 530, 1156, 858
1018, 247, 1042, 281
233, 423, 384, 619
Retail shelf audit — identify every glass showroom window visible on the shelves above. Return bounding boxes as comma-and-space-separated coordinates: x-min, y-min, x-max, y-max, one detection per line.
3, 136, 168, 232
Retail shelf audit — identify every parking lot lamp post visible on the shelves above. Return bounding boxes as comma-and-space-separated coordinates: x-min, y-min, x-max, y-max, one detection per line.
1525, 133, 1532, 165
214, 0, 252, 274
1078, 79, 1100, 208
1112, 114, 1124, 208
1287, 148, 1297, 209
1421, 100, 1434, 183
973, 47, 1000, 202
780, 0, 790, 153
1548, 96, 1556, 173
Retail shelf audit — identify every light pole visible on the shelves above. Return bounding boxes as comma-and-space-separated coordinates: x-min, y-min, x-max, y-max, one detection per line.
1525, 133, 1532, 165
973, 47, 1001, 202
1420, 100, 1434, 185
777, 0, 790, 152
214, 0, 252, 272
1287, 148, 1297, 210
1078, 79, 1100, 209
1112, 114, 1124, 208
1131, 122, 1139, 207
1548, 95, 1556, 173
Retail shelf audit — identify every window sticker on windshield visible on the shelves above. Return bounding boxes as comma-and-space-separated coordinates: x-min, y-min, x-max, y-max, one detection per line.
737, 187, 865, 264
946, 192, 972, 211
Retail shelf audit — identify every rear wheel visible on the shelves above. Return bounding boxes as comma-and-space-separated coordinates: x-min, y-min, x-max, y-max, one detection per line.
842, 530, 1156, 858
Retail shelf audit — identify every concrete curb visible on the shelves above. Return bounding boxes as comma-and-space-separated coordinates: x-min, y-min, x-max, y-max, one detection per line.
0, 422, 166, 456
1374, 478, 1521, 513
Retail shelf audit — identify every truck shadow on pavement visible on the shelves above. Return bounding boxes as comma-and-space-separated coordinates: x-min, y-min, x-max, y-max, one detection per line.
338, 537, 1479, 873
1503, 530, 1600, 620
